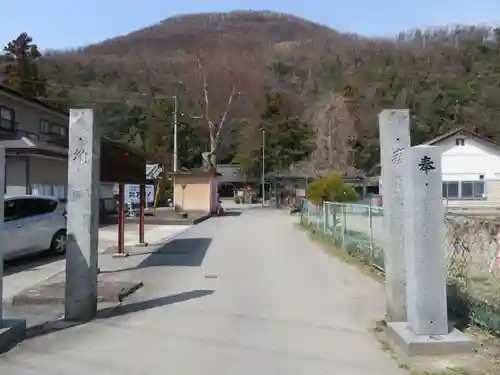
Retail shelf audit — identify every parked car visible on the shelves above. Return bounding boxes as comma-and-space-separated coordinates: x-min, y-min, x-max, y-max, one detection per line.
4, 195, 67, 260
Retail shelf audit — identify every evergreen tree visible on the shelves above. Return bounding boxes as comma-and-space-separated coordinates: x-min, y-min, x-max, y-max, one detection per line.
2, 32, 47, 97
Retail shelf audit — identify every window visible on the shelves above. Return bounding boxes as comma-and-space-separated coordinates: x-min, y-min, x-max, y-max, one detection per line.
442, 181, 485, 199
55, 126, 67, 136
4, 200, 20, 222
460, 181, 485, 199
40, 119, 50, 133
455, 138, 465, 146
471, 181, 484, 198
32, 198, 58, 215
0, 106, 15, 131
0, 106, 14, 121
461, 182, 473, 197
40, 119, 67, 136
3, 198, 41, 222
443, 181, 459, 198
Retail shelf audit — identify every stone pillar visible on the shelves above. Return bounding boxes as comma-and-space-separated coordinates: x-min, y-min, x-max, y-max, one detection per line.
65, 109, 100, 321
378, 109, 411, 322
403, 145, 448, 334
385, 145, 474, 356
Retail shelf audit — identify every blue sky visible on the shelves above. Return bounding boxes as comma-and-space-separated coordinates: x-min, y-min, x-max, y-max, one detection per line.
2, 0, 500, 50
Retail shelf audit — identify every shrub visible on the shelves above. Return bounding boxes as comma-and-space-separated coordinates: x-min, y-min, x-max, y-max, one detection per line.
307, 172, 357, 205
234, 196, 241, 204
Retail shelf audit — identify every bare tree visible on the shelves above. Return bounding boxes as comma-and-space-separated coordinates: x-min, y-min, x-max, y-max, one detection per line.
196, 56, 237, 169
309, 91, 358, 175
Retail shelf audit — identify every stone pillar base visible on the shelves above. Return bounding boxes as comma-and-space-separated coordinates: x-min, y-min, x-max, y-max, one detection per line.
387, 321, 476, 356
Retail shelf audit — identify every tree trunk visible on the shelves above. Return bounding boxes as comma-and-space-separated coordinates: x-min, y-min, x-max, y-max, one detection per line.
209, 135, 217, 168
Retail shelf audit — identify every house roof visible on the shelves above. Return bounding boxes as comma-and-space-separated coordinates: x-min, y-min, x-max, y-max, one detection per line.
0, 83, 69, 118
423, 127, 500, 151
1, 136, 68, 156
169, 168, 222, 177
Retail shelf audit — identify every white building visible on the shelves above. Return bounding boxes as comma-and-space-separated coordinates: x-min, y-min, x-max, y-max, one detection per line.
375, 128, 500, 209
425, 128, 500, 208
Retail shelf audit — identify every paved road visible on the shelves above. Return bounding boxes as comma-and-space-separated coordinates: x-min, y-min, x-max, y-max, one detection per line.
3, 223, 190, 301
0, 208, 406, 375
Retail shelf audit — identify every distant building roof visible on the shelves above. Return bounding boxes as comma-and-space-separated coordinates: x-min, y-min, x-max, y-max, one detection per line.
0, 83, 68, 118
424, 127, 500, 151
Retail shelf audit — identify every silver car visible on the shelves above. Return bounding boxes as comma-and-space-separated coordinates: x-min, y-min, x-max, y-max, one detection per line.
4, 195, 67, 260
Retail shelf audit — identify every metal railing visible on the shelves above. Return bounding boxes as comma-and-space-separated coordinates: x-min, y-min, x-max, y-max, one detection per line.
299, 199, 500, 333
301, 201, 384, 271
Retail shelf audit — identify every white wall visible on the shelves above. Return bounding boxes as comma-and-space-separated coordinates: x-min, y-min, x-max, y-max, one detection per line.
436, 136, 500, 182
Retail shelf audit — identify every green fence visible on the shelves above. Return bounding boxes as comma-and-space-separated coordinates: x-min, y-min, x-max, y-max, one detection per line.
300, 199, 500, 335
300, 201, 384, 271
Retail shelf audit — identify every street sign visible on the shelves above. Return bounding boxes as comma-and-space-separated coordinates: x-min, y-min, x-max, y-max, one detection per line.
124, 184, 155, 204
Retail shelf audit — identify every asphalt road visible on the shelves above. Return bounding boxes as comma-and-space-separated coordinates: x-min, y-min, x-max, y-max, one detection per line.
0, 207, 406, 375
2, 223, 190, 301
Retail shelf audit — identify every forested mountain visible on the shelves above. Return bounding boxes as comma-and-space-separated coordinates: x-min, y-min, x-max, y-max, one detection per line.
3, 11, 500, 174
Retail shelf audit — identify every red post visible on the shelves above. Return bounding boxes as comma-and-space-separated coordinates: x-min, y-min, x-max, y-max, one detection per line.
118, 183, 125, 255
139, 184, 145, 244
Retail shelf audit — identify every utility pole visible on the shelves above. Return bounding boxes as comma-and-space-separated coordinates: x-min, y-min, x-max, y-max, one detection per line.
171, 95, 178, 210
173, 95, 178, 173
261, 129, 265, 208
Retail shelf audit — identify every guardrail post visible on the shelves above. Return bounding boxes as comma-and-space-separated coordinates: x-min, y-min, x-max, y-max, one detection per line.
341, 204, 346, 248
323, 202, 328, 234
369, 204, 374, 263
305, 199, 311, 228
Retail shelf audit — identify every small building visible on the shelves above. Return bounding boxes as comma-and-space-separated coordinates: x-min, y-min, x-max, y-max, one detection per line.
172, 168, 221, 213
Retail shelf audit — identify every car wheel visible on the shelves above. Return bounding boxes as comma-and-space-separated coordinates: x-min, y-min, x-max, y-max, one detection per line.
50, 230, 67, 254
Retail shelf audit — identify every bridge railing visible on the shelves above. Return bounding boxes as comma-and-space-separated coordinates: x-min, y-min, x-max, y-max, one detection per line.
299, 199, 500, 334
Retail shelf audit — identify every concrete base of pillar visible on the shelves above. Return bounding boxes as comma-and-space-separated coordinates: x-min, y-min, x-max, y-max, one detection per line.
387, 322, 476, 356
135, 242, 149, 247
112, 252, 129, 258
0, 319, 26, 354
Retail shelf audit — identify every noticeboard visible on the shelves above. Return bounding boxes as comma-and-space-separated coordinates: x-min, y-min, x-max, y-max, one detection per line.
124, 184, 155, 204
